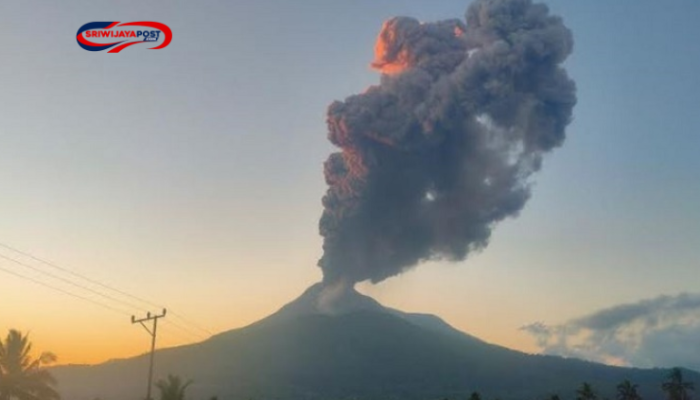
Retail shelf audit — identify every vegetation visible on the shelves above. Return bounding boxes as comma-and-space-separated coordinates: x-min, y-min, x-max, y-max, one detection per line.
0, 329, 59, 400
576, 382, 598, 400
154, 374, 192, 400
663, 368, 695, 400
616, 379, 642, 400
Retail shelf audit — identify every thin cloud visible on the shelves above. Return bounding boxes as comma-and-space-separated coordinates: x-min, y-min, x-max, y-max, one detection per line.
522, 293, 700, 371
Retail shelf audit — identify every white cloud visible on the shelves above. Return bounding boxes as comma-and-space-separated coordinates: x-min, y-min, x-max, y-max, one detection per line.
522, 293, 700, 371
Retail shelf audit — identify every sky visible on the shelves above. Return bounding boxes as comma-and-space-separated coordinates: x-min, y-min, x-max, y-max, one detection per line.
0, 0, 699, 369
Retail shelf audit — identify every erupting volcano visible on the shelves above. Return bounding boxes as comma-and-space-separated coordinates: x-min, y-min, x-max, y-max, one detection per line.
49, 4, 700, 400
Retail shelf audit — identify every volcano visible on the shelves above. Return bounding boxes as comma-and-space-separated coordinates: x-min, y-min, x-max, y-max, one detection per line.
52, 284, 697, 400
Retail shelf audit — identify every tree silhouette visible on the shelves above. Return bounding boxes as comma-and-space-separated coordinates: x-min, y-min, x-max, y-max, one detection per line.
663, 368, 695, 400
468, 391, 481, 400
577, 382, 598, 400
0, 329, 60, 400
154, 374, 192, 400
616, 380, 642, 400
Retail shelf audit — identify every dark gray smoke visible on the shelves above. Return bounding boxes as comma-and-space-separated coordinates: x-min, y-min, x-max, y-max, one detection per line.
319, 0, 576, 285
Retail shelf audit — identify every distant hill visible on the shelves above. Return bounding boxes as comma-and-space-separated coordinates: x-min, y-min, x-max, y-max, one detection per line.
52, 284, 699, 400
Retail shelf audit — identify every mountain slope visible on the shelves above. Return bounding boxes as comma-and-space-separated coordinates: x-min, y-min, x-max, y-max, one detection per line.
52, 285, 699, 400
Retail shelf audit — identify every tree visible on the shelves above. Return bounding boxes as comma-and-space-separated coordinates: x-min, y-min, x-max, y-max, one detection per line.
577, 382, 598, 400
663, 368, 695, 400
468, 391, 481, 400
0, 329, 60, 400
616, 380, 642, 400
154, 374, 192, 400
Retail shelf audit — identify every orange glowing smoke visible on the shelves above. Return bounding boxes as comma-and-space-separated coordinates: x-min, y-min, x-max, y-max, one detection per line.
370, 18, 465, 75
370, 19, 414, 75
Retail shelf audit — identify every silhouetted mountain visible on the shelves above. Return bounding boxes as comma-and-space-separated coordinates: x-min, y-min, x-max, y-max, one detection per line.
52, 284, 699, 400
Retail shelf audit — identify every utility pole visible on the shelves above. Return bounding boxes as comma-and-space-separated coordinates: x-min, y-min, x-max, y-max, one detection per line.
132, 309, 166, 400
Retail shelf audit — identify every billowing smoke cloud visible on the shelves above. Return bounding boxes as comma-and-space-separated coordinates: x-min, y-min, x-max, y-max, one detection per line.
319, 0, 576, 285
522, 293, 700, 371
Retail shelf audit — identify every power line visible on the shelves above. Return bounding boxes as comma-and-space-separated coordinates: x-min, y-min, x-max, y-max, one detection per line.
0, 257, 208, 342
0, 264, 132, 316
0, 261, 209, 347
0, 242, 214, 339
0, 261, 209, 351
0, 253, 149, 313
0, 242, 213, 335
0, 242, 160, 310
161, 319, 208, 341
168, 310, 214, 336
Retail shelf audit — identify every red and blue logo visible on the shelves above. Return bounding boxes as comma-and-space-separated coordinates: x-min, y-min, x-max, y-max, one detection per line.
77, 21, 172, 53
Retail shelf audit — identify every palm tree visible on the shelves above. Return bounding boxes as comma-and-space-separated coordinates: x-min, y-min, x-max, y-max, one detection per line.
577, 382, 598, 400
0, 329, 60, 400
663, 368, 695, 400
154, 374, 192, 400
616, 380, 642, 400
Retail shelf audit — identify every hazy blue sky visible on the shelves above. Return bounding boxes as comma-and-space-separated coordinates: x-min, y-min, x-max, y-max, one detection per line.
0, 1, 698, 368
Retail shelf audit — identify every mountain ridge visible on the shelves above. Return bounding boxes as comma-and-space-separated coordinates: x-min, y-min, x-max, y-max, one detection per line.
227, 282, 486, 345
51, 283, 700, 400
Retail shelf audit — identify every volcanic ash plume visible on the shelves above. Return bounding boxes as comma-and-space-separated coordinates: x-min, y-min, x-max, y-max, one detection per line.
319, 0, 577, 285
